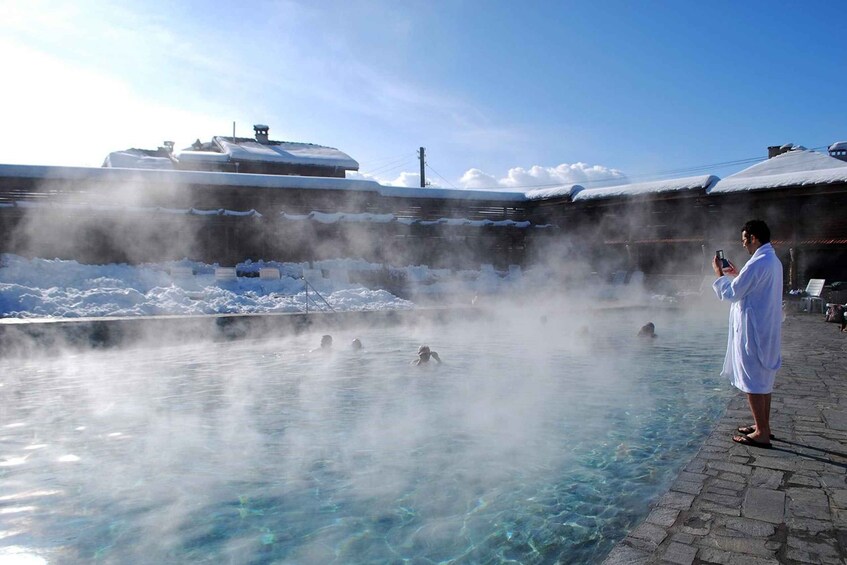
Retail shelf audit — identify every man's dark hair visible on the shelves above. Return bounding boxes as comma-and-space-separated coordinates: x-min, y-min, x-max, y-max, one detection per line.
742, 219, 771, 244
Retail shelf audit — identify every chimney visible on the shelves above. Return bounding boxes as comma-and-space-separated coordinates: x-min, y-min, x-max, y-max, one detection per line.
253, 124, 269, 144
829, 141, 847, 162
767, 143, 793, 159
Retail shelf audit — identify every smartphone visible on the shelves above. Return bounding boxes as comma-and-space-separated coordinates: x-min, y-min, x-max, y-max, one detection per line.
716, 249, 730, 268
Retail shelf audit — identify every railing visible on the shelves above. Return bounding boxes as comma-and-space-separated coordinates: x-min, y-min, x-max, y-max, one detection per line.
302, 277, 335, 313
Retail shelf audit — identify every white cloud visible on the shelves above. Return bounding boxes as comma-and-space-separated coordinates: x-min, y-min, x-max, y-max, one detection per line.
459, 163, 627, 190
347, 170, 441, 189
459, 169, 499, 189
388, 172, 423, 188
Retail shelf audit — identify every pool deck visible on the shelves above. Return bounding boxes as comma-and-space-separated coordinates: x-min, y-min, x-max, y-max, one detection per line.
603, 310, 847, 565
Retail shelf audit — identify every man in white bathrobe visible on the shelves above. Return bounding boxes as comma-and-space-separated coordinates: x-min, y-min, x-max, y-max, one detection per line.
712, 220, 783, 449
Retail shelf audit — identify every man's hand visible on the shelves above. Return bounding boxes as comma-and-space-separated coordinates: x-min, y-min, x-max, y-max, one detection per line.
712, 256, 724, 277
723, 261, 738, 277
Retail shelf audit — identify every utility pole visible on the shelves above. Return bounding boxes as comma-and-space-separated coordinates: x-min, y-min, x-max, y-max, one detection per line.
418, 147, 426, 188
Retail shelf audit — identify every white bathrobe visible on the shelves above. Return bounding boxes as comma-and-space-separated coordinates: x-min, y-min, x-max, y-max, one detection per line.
712, 243, 783, 394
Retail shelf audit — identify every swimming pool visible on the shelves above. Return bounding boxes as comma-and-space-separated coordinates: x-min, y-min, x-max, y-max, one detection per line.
0, 306, 732, 563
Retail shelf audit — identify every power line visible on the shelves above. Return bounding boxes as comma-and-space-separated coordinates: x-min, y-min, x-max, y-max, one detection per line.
358, 152, 416, 170
362, 154, 418, 176
425, 163, 457, 189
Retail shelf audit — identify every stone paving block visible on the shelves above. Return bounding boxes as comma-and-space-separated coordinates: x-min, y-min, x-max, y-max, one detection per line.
598, 543, 650, 565
705, 486, 740, 497
681, 514, 711, 536
829, 488, 847, 509
727, 554, 781, 565
645, 506, 679, 528
622, 535, 660, 554
629, 522, 667, 546
820, 473, 847, 489
657, 491, 695, 511
720, 516, 777, 538
837, 529, 847, 554
671, 480, 702, 496
832, 508, 847, 528
695, 547, 732, 564
709, 478, 745, 492
698, 502, 741, 517
696, 534, 775, 557
660, 541, 696, 565
701, 451, 730, 461
823, 409, 847, 431
718, 472, 747, 484
708, 461, 752, 476
785, 516, 831, 534
750, 467, 783, 489
787, 535, 841, 563
786, 487, 830, 520
695, 547, 781, 565
796, 459, 828, 473
701, 492, 741, 507
676, 471, 708, 484
786, 473, 819, 487
750, 457, 795, 471
742, 488, 785, 524
671, 532, 694, 544
683, 459, 706, 474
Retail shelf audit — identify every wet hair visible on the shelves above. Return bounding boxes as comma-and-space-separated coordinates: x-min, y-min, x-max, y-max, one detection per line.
637, 322, 655, 337
321, 335, 333, 347
351, 338, 362, 350
418, 345, 430, 355
742, 220, 771, 244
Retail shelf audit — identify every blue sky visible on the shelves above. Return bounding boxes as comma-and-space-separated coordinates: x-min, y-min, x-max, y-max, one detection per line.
1, 0, 844, 190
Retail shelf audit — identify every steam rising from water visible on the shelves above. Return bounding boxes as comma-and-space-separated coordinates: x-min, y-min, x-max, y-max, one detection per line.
0, 304, 731, 563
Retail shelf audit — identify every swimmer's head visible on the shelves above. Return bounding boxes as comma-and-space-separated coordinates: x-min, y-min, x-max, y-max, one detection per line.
351, 338, 363, 350
637, 323, 655, 337
321, 335, 333, 348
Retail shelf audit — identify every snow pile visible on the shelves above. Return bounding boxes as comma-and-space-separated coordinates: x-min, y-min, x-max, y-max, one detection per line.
0, 255, 414, 318
0, 255, 539, 319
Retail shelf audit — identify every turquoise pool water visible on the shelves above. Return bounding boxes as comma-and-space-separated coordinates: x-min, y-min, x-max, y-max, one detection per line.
0, 307, 732, 563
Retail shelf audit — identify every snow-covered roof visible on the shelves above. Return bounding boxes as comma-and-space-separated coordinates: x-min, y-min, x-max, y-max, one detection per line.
572, 175, 716, 202
0, 164, 529, 203
214, 137, 359, 170
102, 150, 174, 170
174, 150, 231, 163
709, 149, 847, 194
524, 184, 583, 201
278, 211, 542, 229
829, 141, 847, 152
9, 200, 262, 217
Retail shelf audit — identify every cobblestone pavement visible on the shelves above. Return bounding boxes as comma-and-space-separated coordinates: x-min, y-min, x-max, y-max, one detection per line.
603, 311, 847, 565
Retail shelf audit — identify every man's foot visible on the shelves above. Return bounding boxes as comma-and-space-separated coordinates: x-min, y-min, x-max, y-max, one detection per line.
732, 434, 772, 449
737, 425, 775, 439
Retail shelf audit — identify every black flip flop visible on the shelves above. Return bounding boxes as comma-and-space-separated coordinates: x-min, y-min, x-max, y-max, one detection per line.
737, 426, 775, 440
732, 435, 772, 449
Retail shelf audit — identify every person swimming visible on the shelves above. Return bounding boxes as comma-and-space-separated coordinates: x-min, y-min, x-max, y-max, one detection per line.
637, 322, 656, 338
351, 338, 363, 350
310, 334, 333, 353
411, 345, 441, 365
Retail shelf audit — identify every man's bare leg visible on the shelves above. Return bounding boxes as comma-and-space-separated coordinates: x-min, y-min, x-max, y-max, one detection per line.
745, 393, 771, 442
